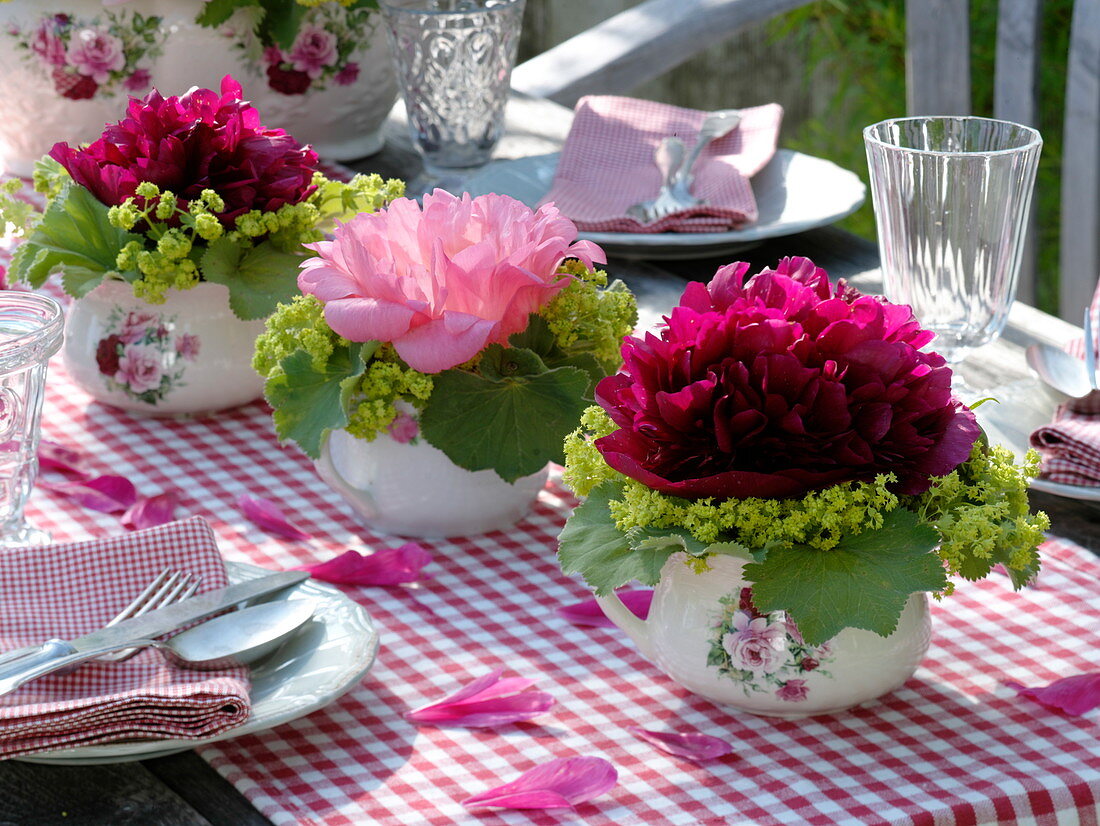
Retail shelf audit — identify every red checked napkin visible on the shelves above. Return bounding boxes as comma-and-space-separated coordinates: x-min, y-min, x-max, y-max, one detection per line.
0, 517, 250, 759
539, 96, 784, 233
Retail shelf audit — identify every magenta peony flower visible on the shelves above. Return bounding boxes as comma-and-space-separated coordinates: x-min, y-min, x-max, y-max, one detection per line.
289, 23, 337, 79
298, 190, 606, 373
48, 75, 319, 226
594, 258, 980, 499
65, 27, 124, 83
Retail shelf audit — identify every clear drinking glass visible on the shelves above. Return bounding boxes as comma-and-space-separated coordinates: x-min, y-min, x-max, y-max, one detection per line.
0, 292, 64, 548
864, 116, 1042, 372
379, 0, 525, 187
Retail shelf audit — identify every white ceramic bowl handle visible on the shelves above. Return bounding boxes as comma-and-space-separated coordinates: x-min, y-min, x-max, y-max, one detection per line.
594, 592, 655, 661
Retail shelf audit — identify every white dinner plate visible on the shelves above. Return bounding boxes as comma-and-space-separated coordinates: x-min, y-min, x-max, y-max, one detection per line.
972, 379, 1100, 501
461, 148, 867, 260
17, 561, 379, 765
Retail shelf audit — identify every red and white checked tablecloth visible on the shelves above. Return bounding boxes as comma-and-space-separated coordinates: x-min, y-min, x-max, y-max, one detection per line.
18, 350, 1100, 826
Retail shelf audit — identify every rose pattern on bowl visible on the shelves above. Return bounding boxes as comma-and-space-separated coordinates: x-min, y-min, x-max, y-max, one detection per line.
94, 308, 200, 405
707, 587, 835, 703
6, 9, 165, 100
223, 5, 376, 96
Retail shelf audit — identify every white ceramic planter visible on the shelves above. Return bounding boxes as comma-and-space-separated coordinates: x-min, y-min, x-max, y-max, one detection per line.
63, 280, 266, 417
0, 1, 396, 176
597, 553, 932, 718
316, 427, 549, 538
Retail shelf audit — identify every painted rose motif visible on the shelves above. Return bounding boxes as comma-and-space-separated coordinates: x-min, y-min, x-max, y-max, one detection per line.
708, 587, 835, 702
289, 23, 338, 79
95, 307, 196, 405
7, 9, 164, 100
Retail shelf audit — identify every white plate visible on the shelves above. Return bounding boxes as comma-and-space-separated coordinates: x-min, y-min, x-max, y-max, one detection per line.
17, 561, 379, 765
973, 379, 1100, 501
461, 149, 866, 260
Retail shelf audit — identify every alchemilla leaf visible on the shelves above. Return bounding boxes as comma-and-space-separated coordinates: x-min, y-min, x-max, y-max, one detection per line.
744, 508, 945, 646
200, 237, 305, 320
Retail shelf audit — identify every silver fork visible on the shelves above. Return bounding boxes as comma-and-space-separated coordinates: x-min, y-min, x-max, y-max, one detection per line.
0, 568, 202, 666
1084, 307, 1099, 391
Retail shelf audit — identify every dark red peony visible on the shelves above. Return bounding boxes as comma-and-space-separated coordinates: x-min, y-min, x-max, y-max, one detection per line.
594, 258, 980, 500
49, 75, 318, 226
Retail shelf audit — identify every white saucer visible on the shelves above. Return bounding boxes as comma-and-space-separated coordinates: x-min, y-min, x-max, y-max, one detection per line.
461, 149, 867, 260
17, 561, 379, 765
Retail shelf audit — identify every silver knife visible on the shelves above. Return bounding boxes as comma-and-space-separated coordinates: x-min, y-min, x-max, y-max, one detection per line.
0, 570, 309, 697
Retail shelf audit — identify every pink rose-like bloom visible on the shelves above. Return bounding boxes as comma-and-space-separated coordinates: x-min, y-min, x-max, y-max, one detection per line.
594, 258, 980, 500
289, 23, 337, 79
298, 191, 605, 374
722, 611, 787, 675
388, 412, 419, 443
66, 27, 124, 83
123, 67, 152, 91
118, 310, 158, 344
31, 20, 67, 68
176, 333, 201, 361
776, 679, 809, 702
334, 61, 360, 86
263, 45, 285, 66
115, 343, 163, 393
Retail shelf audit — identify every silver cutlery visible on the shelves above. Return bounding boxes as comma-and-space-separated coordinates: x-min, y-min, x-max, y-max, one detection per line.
1025, 343, 1095, 399
0, 570, 309, 696
668, 109, 742, 203
626, 136, 686, 225
1084, 307, 1100, 392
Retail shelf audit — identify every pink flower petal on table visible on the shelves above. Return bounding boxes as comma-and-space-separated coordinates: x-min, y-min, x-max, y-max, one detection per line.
462, 756, 617, 810
628, 726, 733, 761
238, 493, 311, 540
122, 491, 179, 531
298, 543, 431, 586
406, 669, 555, 727
557, 589, 653, 628
40, 474, 137, 514
37, 439, 89, 477
1005, 672, 1100, 716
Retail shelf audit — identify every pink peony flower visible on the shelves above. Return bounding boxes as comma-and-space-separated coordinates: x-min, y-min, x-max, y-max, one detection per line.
123, 67, 152, 91
176, 333, 201, 361
334, 61, 360, 86
30, 20, 67, 68
722, 611, 787, 675
776, 679, 809, 702
115, 343, 163, 393
49, 76, 319, 227
118, 310, 158, 344
289, 23, 337, 79
387, 412, 419, 443
298, 191, 605, 374
65, 27, 124, 83
594, 258, 980, 499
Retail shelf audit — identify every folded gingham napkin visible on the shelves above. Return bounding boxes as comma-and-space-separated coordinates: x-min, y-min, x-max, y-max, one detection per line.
539, 96, 784, 233
0, 517, 250, 759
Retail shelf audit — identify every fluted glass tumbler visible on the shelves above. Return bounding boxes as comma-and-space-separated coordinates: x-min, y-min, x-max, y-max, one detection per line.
0, 292, 63, 548
864, 117, 1042, 368
379, 0, 525, 180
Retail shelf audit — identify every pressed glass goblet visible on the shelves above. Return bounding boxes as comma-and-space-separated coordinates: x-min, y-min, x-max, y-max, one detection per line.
379, 0, 526, 191
863, 116, 1042, 386
0, 292, 64, 548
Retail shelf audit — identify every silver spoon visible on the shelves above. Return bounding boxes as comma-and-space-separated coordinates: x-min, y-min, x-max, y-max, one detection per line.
1025, 343, 1094, 399
668, 109, 742, 202
626, 136, 686, 224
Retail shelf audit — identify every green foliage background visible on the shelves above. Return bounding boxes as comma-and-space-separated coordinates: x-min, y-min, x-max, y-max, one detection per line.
773, 0, 1073, 314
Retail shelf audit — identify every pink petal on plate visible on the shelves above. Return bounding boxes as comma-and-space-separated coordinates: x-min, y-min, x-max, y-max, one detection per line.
298, 543, 431, 586
1005, 672, 1100, 716
462, 756, 617, 810
406, 669, 556, 727
628, 726, 733, 761
37, 439, 88, 477
238, 493, 311, 541
40, 474, 137, 514
122, 491, 179, 531
557, 589, 653, 628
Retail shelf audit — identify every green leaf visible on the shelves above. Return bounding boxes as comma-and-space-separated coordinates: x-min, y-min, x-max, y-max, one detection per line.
60, 267, 109, 299
262, 0, 307, 49
265, 343, 367, 459
628, 525, 710, 558
194, 0, 255, 27
9, 183, 139, 290
200, 238, 305, 320
558, 481, 680, 595
508, 314, 558, 358
705, 541, 756, 561
477, 344, 547, 380
743, 508, 946, 646
418, 360, 591, 483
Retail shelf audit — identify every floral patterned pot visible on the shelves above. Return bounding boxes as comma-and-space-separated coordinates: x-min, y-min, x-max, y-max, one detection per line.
316, 427, 549, 538
0, 1, 396, 176
62, 280, 266, 417
596, 553, 932, 718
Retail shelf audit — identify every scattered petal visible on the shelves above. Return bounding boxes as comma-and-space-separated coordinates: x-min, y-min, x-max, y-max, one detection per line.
1005, 672, 1100, 716
628, 726, 734, 761
40, 475, 137, 514
298, 543, 431, 586
462, 756, 617, 810
557, 589, 653, 628
37, 439, 88, 477
122, 491, 179, 531
238, 493, 311, 540
406, 669, 555, 727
